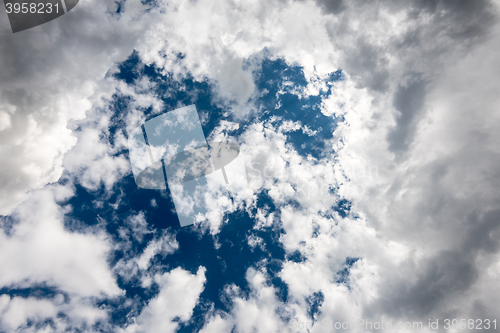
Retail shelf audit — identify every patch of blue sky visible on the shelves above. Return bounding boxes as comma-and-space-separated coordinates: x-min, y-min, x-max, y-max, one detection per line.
0, 284, 65, 302
335, 198, 352, 218
111, 52, 344, 161
245, 57, 343, 159
306, 291, 325, 320
21, 318, 59, 332
336, 257, 361, 288
61, 165, 287, 329
1, 51, 355, 330
174, 200, 288, 332
140, 0, 159, 10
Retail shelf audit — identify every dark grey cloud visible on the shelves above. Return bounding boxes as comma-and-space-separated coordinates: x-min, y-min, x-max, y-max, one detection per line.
411, 0, 495, 40
315, 0, 345, 15
340, 37, 391, 92
463, 209, 500, 255
366, 209, 500, 320
376, 251, 478, 319
387, 79, 426, 153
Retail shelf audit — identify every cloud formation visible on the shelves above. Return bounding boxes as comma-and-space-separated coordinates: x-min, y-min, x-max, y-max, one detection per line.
1, 0, 500, 331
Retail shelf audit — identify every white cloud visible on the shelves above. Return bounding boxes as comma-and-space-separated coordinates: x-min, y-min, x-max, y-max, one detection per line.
203, 268, 285, 333
0, 185, 122, 298
114, 229, 179, 283
63, 124, 130, 192
198, 313, 234, 333
123, 266, 206, 333
240, 119, 339, 214
0, 293, 111, 332
0, 184, 123, 331
0, 295, 58, 332
135, 0, 337, 115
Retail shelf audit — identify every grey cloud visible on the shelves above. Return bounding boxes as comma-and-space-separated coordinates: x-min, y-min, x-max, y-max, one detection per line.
0, 0, 141, 215
318, 0, 496, 39
379, 252, 477, 319
322, 0, 497, 153
340, 37, 391, 92
367, 210, 500, 320
315, 0, 345, 15
463, 209, 500, 255
327, 0, 500, 324
387, 79, 426, 153
360, 0, 493, 78
411, 0, 496, 41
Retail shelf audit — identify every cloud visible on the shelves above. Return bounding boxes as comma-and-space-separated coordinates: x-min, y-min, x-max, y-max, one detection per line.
319, 0, 496, 90
387, 78, 427, 154
135, 232, 179, 270
123, 266, 206, 333
63, 124, 130, 192
0, 185, 122, 298
326, 1, 500, 323
0, 295, 58, 332
0, 0, 149, 215
0, 184, 123, 331
177, 0, 500, 325
2, 0, 500, 329
135, 0, 337, 111
198, 313, 234, 333
114, 229, 179, 283
198, 268, 286, 333
0, 294, 109, 332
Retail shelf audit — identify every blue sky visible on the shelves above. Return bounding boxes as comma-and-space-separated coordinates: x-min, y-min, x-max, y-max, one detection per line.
1, 0, 500, 332
53, 52, 351, 331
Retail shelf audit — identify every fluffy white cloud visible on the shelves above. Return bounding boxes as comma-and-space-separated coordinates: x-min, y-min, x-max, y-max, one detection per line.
134, 0, 337, 114
114, 228, 179, 283
199, 268, 285, 333
0, 184, 122, 331
0, 294, 110, 332
0, 185, 122, 297
0, 295, 58, 332
230, 268, 286, 333
123, 266, 206, 333
198, 313, 234, 333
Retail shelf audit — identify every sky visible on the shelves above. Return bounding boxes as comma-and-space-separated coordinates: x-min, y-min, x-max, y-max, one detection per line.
1, 0, 500, 332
